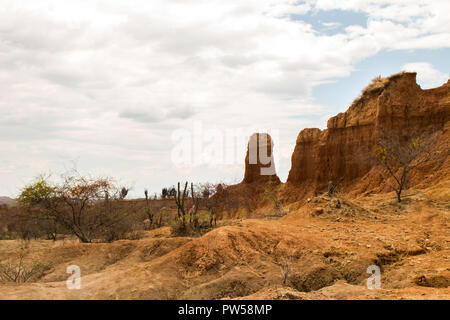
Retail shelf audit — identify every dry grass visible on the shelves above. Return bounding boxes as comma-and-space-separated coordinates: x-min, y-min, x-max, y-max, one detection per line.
364, 75, 389, 93
351, 71, 408, 107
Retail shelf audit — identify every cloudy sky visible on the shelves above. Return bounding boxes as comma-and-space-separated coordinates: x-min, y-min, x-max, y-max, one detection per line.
1, 0, 450, 198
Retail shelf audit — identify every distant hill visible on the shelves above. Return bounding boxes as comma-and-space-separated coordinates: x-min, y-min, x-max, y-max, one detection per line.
0, 196, 15, 205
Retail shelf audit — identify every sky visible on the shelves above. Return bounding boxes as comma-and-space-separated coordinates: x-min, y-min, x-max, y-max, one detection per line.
1, 0, 450, 198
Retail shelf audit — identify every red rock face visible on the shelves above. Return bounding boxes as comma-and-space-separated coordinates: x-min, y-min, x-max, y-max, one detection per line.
242, 133, 280, 184
287, 72, 450, 193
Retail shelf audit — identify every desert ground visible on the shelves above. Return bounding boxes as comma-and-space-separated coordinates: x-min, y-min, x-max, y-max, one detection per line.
0, 181, 448, 300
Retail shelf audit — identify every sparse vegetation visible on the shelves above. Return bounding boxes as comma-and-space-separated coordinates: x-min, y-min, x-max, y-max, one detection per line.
202, 183, 221, 227
161, 187, 168, 199
0, 248, 50, 283
327, 177, 344, 197
17, 172, 140, 243
161, 186, 177, 199
174, 182, 189, 228
376, 129, 441, 202
279, 257, 294, 286
120, 187, 129, 200
144, 189, 154, 229
352, 72, 407, 107
173, 182, 199, 235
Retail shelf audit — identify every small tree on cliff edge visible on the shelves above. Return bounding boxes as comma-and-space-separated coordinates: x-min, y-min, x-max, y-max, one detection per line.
375, 128, 441, 202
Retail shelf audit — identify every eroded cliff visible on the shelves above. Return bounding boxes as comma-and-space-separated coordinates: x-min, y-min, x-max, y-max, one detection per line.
287, 72, 450, 196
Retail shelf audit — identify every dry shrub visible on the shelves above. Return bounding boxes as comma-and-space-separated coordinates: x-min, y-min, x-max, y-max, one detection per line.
17, 173, 142, 243
279, 257, 294, 286
171, 221, 213, 237
363, 75, 389, 93
0, 248, 51, 283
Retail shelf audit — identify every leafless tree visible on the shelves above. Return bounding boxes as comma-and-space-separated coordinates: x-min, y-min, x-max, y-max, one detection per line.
174, 182, 189, 227
375, 128, 444, 202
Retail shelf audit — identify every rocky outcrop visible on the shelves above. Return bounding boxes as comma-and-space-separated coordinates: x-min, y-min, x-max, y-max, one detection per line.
212, 133, 280, 219
242, 133, 280, 184
287, 72, 450, 194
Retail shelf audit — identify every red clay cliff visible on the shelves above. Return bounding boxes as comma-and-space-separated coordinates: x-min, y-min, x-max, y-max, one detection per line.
287, 72, 450, 196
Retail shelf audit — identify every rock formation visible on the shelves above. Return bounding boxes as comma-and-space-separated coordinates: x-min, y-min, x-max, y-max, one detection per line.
242, 133, 280, 184
287, 72, 450, 195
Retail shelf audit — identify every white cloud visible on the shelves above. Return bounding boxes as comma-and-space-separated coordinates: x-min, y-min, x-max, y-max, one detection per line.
321, 22, 341, 29
0, 0, 450, 197
402, 62, 449, 88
